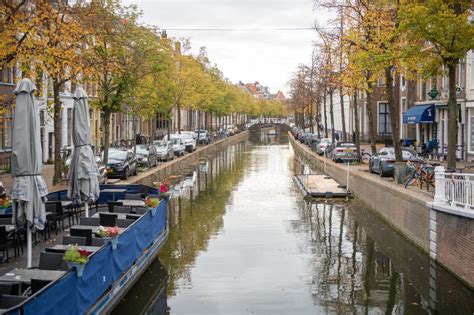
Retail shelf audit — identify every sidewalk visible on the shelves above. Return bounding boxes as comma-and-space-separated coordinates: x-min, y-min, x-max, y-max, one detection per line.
0, 164, 68, 193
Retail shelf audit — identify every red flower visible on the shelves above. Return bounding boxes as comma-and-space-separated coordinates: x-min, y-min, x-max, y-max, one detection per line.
78, 249, 92, 257
159, 182, 169, 193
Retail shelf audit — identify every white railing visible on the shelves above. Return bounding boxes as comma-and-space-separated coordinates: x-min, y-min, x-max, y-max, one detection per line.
433, 166, 474, 211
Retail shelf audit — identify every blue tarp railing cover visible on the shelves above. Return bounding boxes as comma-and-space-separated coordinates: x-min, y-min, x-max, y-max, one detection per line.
403, 104, 435, 124
12, 186, 166, 315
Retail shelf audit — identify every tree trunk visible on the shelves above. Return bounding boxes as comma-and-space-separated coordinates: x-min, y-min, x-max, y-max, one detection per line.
385, 66, 402, 161
329, 89, 335, 143
52, 78, 62, 186
196, 111, 201, 144
316, 100, 321, 139
447, 61, 458, 169
366, 71, 377, 155
353, 91, 361, 158
103, 109, 112, 165
309, 97, 314, 134
323, 91, 328, 138
177, 103, 181, 134
339, 87, 347, 142
132, 115, 137, 155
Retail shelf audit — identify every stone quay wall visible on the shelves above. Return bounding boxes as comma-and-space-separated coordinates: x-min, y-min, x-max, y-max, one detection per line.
126, 131, 249, 186
290, 134, 474, 288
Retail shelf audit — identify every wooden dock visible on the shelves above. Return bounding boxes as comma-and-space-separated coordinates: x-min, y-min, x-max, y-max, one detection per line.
294, 174, 350, 198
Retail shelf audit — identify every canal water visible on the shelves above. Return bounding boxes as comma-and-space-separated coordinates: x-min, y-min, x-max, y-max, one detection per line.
113, 134, 474, 314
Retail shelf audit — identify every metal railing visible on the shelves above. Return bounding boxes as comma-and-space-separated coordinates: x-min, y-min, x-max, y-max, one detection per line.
433, 166, 474, 211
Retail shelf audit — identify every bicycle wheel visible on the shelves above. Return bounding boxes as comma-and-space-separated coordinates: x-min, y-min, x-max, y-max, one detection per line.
403, 169, 417, 188
360, 152, 371, 164
398, 167, 413, 185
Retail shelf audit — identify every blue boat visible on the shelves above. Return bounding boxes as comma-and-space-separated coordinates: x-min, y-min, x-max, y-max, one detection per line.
2, 184, 168, 315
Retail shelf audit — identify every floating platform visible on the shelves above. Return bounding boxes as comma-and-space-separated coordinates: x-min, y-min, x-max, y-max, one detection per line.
294, 174, 351, 198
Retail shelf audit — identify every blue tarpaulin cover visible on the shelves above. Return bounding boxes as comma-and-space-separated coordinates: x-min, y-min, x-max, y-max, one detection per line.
403, 104, 435, 124
17, 195, 167, 315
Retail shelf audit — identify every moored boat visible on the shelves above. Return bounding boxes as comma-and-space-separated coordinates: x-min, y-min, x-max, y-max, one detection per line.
0, 184, 168, 315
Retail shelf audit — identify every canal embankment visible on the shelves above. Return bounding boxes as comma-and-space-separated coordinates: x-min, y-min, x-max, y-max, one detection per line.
125, 131, 249, 185
290, 133, 474, 288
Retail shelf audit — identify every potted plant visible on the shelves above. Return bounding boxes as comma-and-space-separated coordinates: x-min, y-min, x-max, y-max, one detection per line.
144, 197, 160, 216
63, 245, 91, 277
97, 226, 120, 250
158, 182, 170, 201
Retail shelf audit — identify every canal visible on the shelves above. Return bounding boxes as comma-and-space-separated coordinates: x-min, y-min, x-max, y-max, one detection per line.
112, 134, 474, 314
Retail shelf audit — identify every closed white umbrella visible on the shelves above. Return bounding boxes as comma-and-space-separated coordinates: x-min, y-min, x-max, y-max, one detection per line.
67, 87, 99, 217
11, 78, 48, 268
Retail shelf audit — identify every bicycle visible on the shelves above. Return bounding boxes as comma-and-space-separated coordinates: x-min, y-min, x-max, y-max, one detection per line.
400, 160, 435, 190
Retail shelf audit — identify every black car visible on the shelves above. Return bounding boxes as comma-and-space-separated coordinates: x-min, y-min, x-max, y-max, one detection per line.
136, 144, 158, 168
106, 149, 137, 180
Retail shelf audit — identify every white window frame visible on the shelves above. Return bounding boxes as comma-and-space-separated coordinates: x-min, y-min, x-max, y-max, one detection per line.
469, 108, 474, 154
377, 77, 386, 87
400, 74, 406, 91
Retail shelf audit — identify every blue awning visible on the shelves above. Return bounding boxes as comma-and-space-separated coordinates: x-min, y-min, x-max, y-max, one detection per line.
403, 104, 435, 124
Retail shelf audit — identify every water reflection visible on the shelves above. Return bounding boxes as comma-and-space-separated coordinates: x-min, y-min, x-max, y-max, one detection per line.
115, 135, 473, 314
160, 142, 250, 298
112, 258, 169, 315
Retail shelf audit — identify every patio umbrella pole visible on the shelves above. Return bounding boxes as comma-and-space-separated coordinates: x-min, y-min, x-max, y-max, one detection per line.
27, 230, 32, 268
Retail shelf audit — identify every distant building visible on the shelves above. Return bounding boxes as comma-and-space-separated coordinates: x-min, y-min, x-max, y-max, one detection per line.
238, 81, 286, 101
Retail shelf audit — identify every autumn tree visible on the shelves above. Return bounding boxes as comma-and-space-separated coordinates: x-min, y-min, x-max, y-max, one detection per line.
399, 0, 474, 169
20, 0, 90, 185
83, 0, 141, 165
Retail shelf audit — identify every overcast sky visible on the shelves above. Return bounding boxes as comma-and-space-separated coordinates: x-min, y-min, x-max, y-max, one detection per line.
122, 0, 328, 95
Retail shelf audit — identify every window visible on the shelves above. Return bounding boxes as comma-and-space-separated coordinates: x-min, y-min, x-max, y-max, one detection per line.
378, 102, 391, 135
377, 77, 386, 87
470, 114, 474, 152
0, 107, 12, 151
0, 67, 14, 85
67, 108, 73, 146
459, 59, 466, 89
419, 80, 427, 101
400, 75, 406, 89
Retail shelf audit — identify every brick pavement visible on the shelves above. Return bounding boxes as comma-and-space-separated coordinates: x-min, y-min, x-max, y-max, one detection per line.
0, 164, 67, 194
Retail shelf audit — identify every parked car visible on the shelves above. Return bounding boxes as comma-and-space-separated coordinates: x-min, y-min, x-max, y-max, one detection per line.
153, 140, 175, 161
136, 144, 158, 168
369, 147, 421, 177
106, 148, 137, 180
326, 142, 357, 163
195, 130, 211, 145
96, 156, 108, 184
163, 135, 186, 156
298, 132, 311, 143
65, 151, 107, 184
180, 132, 197, 152
316, 138, 332, 155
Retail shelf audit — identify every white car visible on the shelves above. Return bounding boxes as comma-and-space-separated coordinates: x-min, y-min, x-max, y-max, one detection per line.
163, 134, 185, 156
316, 138, 332, 155
180, 132, 197, 152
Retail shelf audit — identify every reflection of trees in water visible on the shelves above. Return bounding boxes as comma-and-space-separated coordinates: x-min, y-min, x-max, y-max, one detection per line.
159, 142, 250, 298
294, 200, 425, 314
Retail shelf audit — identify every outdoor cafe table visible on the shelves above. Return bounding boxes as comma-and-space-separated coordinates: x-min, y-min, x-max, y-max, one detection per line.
116, 199, 145, 207
100, 189, 127, 201
92, 212, 142, 220
0, 268, 66, 284
47, 245, 102, 254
